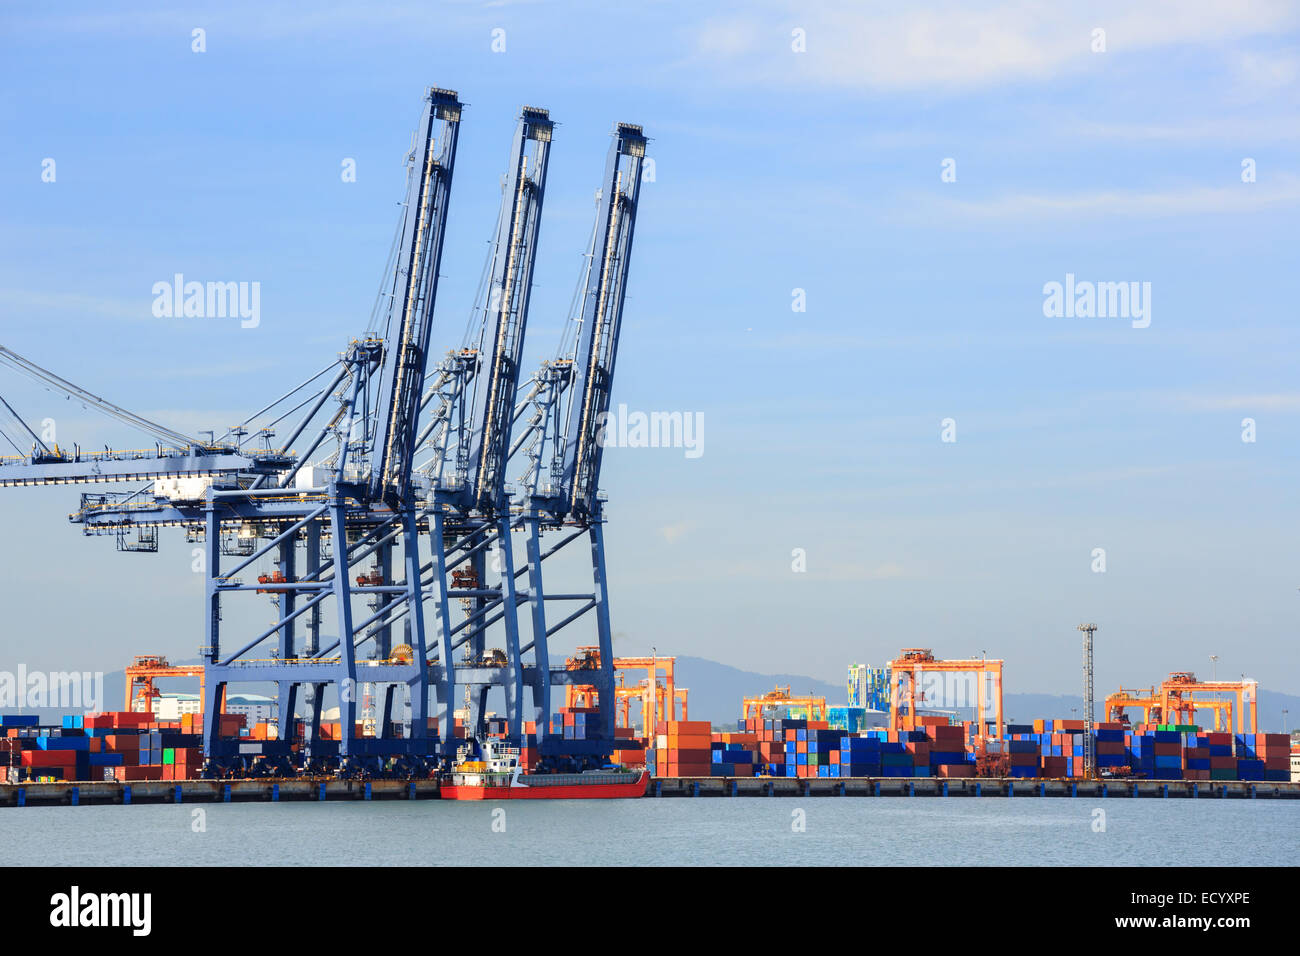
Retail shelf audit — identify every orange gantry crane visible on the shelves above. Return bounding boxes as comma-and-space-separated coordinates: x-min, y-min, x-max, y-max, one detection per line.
124, 655, 208, 713
1159, 672, 1257, 734
742, 686, 828, 723
614, 681, 688, 734
1104, 687, 1161, 725
563, 650, 688, 735
1105, 673, 1259, 733
887, 648, 1004, 737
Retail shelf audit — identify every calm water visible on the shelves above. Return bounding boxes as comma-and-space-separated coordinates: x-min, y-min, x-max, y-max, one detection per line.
3, 798, 1297, 866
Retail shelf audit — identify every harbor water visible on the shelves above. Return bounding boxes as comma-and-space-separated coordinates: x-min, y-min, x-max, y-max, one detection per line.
3, 798, 1295, 866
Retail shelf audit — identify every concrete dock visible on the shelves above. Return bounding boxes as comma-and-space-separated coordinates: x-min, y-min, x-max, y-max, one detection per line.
649, 777, 1300, 799
2, 776, 1297, 806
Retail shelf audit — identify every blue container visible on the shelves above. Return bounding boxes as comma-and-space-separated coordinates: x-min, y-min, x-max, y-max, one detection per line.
1008, 766, 1037, 778
1008, 740, 1039, 754
929, 751, 965, 765
35, 736, 89, 751
1236, 760, 1264, 781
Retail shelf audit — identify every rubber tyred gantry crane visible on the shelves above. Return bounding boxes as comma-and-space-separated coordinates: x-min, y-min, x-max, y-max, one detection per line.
124, 655, 207, 713
742, 686, 828, 723
1159, 672, 1258, 734
888, 648, 1004, 737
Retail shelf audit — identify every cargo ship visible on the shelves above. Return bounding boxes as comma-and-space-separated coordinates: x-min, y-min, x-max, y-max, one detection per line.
440, 738, 646, 800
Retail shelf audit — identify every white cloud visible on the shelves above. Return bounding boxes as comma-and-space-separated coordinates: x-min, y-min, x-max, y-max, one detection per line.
1171, 393, 1300, 411
1231, 49, 1300, 95
912, 174, 1300, 221
692, 1, 1300, 92
659, 521, 693, 543
0, 289, 146, 323
1065, 116, 1300, 143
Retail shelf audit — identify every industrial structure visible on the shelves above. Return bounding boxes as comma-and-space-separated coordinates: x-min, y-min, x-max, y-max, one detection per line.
562, 653, 688, 735
887, 648, 1004, 736
847, 663, 890, 712
124, 656, 207, 713
742, 687, 828, 723
1078, 623, 1097, 779
1106, 672, 1259, 734
0, 87, 648, 774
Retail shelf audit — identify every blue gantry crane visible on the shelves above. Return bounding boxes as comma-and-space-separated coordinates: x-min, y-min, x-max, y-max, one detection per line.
0, 86, 648, 776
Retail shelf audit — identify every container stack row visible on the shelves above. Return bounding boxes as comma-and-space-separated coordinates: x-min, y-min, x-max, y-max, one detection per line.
639, 715, 1294, 781
0, 712, 244, 783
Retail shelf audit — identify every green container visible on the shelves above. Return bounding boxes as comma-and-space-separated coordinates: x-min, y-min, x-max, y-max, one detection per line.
1210, 768, 1236, 781
808, 754, 819, 766
163, 748, 175, 765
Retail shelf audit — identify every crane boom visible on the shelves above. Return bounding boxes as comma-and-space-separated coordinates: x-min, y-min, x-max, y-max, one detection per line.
463, 107, 553, 514
368, 87, 462, 504
0, 345, 202, 449
561, 123, 646, 517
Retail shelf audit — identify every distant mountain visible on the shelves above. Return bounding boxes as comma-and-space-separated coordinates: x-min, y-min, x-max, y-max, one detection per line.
672, 656, 844, 728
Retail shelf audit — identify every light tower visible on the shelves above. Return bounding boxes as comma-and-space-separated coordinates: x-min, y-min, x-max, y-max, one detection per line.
1078, 623, 1097, 778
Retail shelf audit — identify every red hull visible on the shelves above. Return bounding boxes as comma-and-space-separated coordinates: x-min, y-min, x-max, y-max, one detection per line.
441, 770, 647, 800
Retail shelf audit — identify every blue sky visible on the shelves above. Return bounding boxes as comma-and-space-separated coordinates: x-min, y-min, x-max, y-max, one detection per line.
1, 1, 1298, 701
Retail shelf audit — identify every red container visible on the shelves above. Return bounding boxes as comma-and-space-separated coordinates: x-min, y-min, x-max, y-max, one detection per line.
937, 764, 975, 778
20, 750, 76, 768
113, 766, 164, 781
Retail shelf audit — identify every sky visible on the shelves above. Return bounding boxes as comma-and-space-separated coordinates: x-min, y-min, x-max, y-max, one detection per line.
0, 1, 1298, 702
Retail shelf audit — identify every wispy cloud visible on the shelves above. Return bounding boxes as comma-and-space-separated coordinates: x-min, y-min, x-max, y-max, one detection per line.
691, 0, 1300, 93
0, 289, 147, 323
910, 175, 1300, 222
1169, 393, 1300, 411
659, 521, 693, 543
